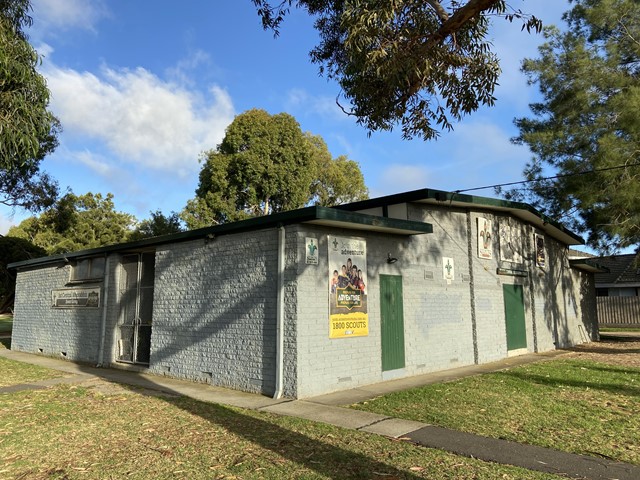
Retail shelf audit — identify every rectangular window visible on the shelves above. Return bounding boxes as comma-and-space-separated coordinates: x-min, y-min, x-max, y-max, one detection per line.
70, 257, 106, 282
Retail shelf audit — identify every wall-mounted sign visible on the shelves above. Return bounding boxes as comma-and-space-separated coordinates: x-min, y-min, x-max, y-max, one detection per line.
496, 268, 528, 277
535, 234, 546, 268
328, 235, 368, 339
443, 257, 455, 284
305, 237, 319, 265
477, 217, 493, 259
52, 287, 101, 308
499, 222, 523, 264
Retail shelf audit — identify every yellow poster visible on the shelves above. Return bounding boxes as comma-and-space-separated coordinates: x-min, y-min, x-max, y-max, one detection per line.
328, 236, 368, 338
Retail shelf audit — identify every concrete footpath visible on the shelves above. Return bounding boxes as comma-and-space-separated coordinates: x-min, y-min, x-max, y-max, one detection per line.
1, 347, 639, 480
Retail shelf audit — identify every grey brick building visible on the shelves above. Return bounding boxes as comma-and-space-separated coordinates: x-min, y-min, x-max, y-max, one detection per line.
9, 189, 600, 398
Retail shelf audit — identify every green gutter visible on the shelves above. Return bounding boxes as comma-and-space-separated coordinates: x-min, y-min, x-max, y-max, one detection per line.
335, 188, 584, 245
8, 205, 432, 270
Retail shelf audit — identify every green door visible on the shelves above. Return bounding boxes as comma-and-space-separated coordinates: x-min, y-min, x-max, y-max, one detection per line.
503, 284, 527, 351
380, 275, 405, 371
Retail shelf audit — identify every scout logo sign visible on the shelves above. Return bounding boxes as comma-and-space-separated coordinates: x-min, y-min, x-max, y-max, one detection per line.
328, 235, 368, 339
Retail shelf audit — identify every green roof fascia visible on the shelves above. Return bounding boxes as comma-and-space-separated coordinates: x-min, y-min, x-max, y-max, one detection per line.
8, 205, 431, 270
335, 188, 584, 245
569, 258, 610, 273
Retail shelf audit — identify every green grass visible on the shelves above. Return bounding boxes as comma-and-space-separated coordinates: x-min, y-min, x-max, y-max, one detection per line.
0, 384, 565, 480
0, 313, 12, 334
600, 327, 640, 332
352, 359, 640, 465
0, 356, 66, 387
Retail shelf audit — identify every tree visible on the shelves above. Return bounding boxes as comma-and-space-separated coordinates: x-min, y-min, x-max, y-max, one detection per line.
181, 109, 368, 229
8, 192, 135, 254
504, 0, 640, 252
252, 0, 541, 140
0, 0, 60, 210
0, 235, 46, 312
128, 210, 184, 241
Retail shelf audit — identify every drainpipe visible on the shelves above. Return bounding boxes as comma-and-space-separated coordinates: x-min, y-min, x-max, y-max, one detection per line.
97, 255, 110, 367
273, 225, 286, 399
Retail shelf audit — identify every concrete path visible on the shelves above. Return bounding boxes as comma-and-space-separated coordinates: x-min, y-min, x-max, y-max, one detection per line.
1, 348, 639, 480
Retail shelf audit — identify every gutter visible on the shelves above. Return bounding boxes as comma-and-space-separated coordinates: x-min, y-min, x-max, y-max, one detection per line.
273, 225, 286, 399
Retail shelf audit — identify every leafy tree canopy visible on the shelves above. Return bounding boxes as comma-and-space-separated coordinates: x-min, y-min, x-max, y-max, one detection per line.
182, 108, 368, 229
8, 192, 135, 254
0, 0, 60, 210
252, 0, 541, 140
0, 235, 46, 312
128, 210, 184, 241
504, 0, 640, 253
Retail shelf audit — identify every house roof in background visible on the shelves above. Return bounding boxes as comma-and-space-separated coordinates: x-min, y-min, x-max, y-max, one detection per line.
594, 253, 640, 285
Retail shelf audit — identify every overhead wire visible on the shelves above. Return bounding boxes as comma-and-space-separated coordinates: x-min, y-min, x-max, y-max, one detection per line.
452, 161, 640, 194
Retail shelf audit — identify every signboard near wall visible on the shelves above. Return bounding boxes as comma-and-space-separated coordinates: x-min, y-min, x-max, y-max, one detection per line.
52, 287, 101, 308
328, 236, 368, 338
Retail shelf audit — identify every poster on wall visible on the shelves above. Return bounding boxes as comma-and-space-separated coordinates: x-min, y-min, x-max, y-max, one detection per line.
535, 234, 546, 268
443, 257, 455, 284
477, 217, 493, 259
305, 237, 319, 265
328, 236, 368, 339
52, 287, 101, 308
499, 222, 523, 264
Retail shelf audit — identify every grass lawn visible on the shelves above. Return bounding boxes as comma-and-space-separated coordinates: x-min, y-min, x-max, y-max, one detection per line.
351, 359, 640, 465
0, 313, 12, 334
0, 356, 66, 387
0, 385, 567, 480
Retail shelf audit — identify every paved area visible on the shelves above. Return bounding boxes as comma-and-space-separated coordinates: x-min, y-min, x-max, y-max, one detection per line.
1, 347, 639, 480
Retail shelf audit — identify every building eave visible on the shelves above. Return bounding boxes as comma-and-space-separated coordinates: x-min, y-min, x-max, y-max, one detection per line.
8, 206, 432, 270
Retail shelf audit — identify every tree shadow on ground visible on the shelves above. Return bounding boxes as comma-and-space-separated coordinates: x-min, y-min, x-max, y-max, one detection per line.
500, 367, 640, 397
75, 366, 423, 480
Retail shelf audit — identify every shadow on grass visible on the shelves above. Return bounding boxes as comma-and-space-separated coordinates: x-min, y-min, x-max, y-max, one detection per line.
0, 337, 10, 349
500, 366, 640, 397
72, 366, 423, 480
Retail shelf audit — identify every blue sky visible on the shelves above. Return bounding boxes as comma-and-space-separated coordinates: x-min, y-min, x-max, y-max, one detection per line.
0, 0, 573, 236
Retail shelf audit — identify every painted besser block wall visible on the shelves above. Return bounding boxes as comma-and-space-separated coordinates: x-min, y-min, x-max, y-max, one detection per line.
148, 230, 279, 395
12, 263, 107, 363
292, 207, 476, 398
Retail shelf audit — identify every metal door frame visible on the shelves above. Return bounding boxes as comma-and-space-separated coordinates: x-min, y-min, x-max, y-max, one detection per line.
117, 252, 154, 365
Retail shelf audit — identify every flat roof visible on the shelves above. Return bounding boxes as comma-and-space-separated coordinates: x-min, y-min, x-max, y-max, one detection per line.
335, 188, 584, 246
9, 205, 432, 269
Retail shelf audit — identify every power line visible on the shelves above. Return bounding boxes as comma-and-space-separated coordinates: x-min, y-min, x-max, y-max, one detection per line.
453, 161, 640, 195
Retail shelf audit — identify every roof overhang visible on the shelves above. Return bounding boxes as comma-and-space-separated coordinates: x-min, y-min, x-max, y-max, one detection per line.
9, 206, 432, 270
569, 259, 609, 273
335, 188, 584, 246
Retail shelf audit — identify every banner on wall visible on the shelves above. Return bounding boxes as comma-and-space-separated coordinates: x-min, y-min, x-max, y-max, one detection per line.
328, 236, 368, 339
477, 217, 493, 259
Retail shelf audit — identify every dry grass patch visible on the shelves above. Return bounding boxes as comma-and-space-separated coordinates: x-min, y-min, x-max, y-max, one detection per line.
0, 356, 66, 387
0, 382, 565, 480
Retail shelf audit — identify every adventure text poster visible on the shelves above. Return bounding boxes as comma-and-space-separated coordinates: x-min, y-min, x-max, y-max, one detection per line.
328, 236, 368, 339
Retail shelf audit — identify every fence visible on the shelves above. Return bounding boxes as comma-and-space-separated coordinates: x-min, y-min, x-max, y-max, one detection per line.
597, 296, 640, 328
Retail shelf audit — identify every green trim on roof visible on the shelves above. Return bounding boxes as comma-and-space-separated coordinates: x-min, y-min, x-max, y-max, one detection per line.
335, 188, 584, 245
569, 258, 609, 273
8, 205, 432, 270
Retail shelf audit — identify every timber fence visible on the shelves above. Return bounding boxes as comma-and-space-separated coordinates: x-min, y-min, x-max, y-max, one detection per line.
597, 296, 640, 328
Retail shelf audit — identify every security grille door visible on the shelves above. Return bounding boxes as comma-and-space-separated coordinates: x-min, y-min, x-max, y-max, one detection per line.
380, 274, 405, 371
503, 284, 527, 351
118, 253, 155, 364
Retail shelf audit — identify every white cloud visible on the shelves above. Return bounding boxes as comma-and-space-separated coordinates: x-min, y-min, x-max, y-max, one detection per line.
375, 164, 431, 195
44, 64, 235, 176
0, 214, 16, 235
286, 88, 346, 122
32, 0, 109, 32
